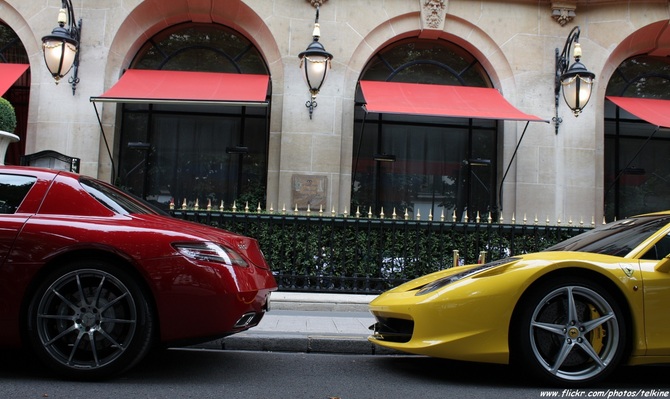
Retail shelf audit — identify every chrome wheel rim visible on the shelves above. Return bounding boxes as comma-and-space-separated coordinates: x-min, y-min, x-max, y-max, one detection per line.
529, 285, 619, 382
35, 269, 138, 370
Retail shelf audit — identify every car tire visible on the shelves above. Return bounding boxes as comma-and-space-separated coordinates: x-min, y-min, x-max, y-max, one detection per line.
26, 260, 155, 379
512, 276, 627, 386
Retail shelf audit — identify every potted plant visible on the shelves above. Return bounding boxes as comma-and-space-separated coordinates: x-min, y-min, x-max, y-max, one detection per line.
0, 97, 19, 165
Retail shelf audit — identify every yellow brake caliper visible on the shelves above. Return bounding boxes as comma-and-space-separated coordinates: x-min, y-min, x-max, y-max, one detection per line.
588, 304, 605, 354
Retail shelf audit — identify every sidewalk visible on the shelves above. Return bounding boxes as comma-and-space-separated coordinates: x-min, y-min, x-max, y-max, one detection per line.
191, 292, 399, 355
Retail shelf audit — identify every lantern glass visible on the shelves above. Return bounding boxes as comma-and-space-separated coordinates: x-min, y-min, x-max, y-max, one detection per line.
301, 54, 330, 93
561, 73, 594, 115
42, 37, 77, 81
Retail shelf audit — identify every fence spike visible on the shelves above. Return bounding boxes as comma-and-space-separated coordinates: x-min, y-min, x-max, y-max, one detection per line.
232, 201, 237, 212
476, 211, 480, 223
392, 208, 397, 219
245, 202, 250, 213
181, 198, 187, 210
220, 200, 225, 212
452, 209, 457, 222
207, 199, 212, 211
416, 209, 421, 220
343, 207, 348, 217
170, 198, 175, 210
380, 207, 385, 219
356, 206, 361, 218
405, 208, 409, 220
440, 209, 445, 222
428, 209, 433, 221
368, 207, 373, 218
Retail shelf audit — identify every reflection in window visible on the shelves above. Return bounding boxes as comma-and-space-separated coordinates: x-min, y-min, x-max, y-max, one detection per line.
0, 174, 36, 214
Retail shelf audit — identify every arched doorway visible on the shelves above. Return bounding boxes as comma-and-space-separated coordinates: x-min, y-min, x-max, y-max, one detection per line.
604, 55, 670, 219
352, 38, 517, 221
111, 23, 270, 210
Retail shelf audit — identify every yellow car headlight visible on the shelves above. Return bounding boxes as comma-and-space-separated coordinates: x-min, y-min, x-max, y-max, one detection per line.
415, 257, 519, 296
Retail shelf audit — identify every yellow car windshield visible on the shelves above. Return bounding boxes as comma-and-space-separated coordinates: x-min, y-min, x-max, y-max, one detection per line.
545, 215, 670, 257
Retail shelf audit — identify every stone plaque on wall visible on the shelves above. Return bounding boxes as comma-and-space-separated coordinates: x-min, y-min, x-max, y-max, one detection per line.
292, 174, 327, 211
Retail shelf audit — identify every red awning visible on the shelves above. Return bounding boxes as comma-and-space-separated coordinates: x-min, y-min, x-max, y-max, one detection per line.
359, 80, 547, 122
607, 96, 670, 129
90, 69, 270, 106
0, 63, 29, 96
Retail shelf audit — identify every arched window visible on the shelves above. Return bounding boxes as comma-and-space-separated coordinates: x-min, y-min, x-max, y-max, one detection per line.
353, 38, 496, 220
604, 56, 670, 220
117, 23, 269, 210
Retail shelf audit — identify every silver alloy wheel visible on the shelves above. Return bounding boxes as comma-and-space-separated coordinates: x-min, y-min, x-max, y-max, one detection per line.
35, 268, 138, 370
528, 285, 619, 382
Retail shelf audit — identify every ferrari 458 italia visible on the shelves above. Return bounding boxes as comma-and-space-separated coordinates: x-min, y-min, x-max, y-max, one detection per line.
369, 212, 670, 386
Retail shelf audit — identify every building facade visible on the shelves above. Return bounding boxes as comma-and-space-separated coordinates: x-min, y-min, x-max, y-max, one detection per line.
1, 0, 669, 223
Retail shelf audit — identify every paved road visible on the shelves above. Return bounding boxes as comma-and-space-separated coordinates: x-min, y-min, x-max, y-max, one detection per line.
2, 348, 670, 399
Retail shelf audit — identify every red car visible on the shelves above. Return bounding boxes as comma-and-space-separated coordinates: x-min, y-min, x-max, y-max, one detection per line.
0, 166, 277, 379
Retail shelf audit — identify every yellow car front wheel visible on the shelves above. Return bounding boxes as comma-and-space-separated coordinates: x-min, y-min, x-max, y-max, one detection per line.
512, 276, 627, 386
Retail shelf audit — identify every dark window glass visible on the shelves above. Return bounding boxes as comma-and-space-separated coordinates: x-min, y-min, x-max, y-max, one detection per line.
131, 23, 267, 74
641, 233, 670, 260
0, 174, 36, 214
80, 177, 162, 215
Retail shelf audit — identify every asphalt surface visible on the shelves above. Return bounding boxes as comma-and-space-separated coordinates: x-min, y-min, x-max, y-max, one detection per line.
190, 292, 400, 355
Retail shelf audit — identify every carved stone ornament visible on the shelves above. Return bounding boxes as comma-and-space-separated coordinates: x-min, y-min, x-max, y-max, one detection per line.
421, 0, 447, 30
551, 1, 577, 26
307, 0, 328, 7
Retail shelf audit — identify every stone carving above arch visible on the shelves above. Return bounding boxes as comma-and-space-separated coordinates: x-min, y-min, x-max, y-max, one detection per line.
551, 1, 577, 26
421, 0, 447, 31
306, 0, 328, 7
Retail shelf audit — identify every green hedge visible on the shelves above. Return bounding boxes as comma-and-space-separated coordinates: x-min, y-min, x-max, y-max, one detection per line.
172, 211, 589, 293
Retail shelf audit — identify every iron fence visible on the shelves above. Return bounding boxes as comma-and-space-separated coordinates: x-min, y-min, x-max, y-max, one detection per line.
170, 210, 591, 294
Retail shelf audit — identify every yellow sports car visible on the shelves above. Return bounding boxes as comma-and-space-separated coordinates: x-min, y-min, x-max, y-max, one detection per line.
369, 212, 670, 386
